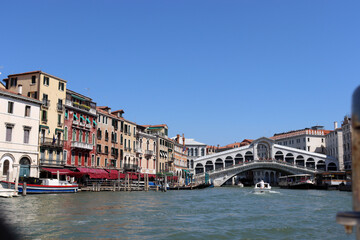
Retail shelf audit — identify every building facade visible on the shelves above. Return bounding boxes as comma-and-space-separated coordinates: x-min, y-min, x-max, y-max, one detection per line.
122, 119, 137, 172
136, 125, 157, 175
325, 122, 344, 171
4, 71, 67, 168
0, 88, 41, 181
64, 89, 97, 169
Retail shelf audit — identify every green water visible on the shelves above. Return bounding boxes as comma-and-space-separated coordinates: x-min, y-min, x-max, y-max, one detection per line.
0, 188, 355, 239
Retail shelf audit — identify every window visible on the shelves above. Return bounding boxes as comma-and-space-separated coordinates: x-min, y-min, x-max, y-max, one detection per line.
25, 106, 31, 117
2, 160, 9, 175
41, 110, 47, 122
42, 94, 49, 107
105, 159, 108, 167
64, 127, 68, 140
5, 124, 13, 142
322, 138, 324, 143
105, 130, 108, 141
58, 82, 64, 91
43, 76, 49, 86
307, 138, 310, 142
307, 146, 310, 151
97, 144, 101, 153
8, 101, 14, 114
72, 129, 76, 141
65, 110, 69, 120
92, 133, 95, 145
58, 114, 62, 126
84, 154, 88, 165
63, 150, 67, 163
97, 157, 100, 166
71, 151, 75, 164
31, 76, 36, 84
105, 146, 108, 154
78, 153, 82, 165
85, 132, 89, 143
57, 99, 63, 111
23, 127, 31, 144
91, 155, 95, 166
79, 130, 83, 142
10, 78, 17, 87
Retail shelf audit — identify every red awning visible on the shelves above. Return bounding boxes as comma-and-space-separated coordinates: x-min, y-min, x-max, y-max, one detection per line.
42, 168, 76, 176
77, 168, 109, 179
105, 169, 126, 180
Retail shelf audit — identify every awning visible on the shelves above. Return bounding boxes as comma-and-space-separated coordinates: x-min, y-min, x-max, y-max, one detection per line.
71, 94, 86, 102
77, 168, 109, 179
55, 128, 63, 133
86, 117, 91, 124
42, 168, 77, 176
93, 120, 97, 125
73, 114, 78, 120
105, 169, 125, 179
39, 125, 49, 129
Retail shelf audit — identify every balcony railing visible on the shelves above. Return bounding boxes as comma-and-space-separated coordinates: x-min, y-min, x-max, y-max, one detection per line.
57, 103, 64, 111
71, 141, 93, 150
65, 99, 96, 115
123, 164, 139, 171
145, 150, 153, 156
85, 124, 91, 128
42, 99, 50, 108
39, 158, 65, 166
73, 120, 79, 126
40, 137, 63, 148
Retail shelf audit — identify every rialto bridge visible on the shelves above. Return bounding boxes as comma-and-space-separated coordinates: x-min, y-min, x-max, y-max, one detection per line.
192, 137, 338, 186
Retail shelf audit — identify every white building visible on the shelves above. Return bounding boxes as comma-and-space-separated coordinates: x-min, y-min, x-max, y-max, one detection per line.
342, 116, 352, 170
0, 87, 41, 181
325, 122, 344, 171
271, 126, 329, 154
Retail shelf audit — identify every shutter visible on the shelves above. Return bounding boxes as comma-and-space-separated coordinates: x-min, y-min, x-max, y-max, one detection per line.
6, 127, 12, 141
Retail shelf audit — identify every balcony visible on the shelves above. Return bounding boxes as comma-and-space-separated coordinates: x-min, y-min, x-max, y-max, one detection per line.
123, 164, 139, 171
65, 99, 96, 115
85, 124, 91, 128
73, 120, 79, 126
135, 147, 142, 154
40, 137, 63, 148
39, 158, 65, 166
111, 152, 119, 158
57, 103, 64, 112
71, 141, 93, 150
145, 150, 153, 157
79, 122, 85, 127
42, 99, 50, 108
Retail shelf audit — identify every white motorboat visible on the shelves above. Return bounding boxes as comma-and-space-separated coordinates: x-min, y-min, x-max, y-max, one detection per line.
254, 180, 271, 193
0, 184, 18, 198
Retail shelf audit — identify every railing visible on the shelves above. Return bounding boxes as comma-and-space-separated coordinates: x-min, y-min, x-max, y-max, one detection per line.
40, 137, 63, 148
42, 99, 50, 108
85, 124, 91, 128
145, 150, 153, 156
71, 141, 93, 150
39, 158, 65, 166
65, 99, 96, 115
73, 120, 79, 126
79, 122, 85, 127
123, 164, 138, 171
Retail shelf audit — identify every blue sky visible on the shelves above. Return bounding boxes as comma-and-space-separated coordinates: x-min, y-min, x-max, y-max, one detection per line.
1, 1, 359, 146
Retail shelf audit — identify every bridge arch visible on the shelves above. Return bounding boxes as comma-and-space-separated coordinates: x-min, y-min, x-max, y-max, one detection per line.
275, 151, 284, 161
205, 161, 214, 172
285, 153, 294, 164
295, 155, 305, 166
235, 154, 243, 164
195, 163, 204, 174
306, 158, 315, 169
225, 156, 233, 167
215, 158, 224, 170
245, 151, 253, 161
316, 160, 326, 171
327, 162, 337, 171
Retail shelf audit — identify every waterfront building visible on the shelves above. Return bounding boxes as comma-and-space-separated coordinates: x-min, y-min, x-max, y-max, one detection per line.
3, 71, 67, 168
96, 107, 122, 170
342, 116, 352, 170
172, 135, 188, 184
136, 125, 157, 175
271, 126, 330, 154
0, 88, 41, 180
63, 89, 97, 169
122, 119, 138, 172
325, 121, 344, 171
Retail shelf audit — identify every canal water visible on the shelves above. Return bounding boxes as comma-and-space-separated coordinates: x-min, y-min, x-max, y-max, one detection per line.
0, 187, 355, 239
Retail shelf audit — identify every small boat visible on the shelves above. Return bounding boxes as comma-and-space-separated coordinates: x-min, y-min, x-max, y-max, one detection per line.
0, 185, 18, 198
254, 180, 271, 193
1, 179, 78, 194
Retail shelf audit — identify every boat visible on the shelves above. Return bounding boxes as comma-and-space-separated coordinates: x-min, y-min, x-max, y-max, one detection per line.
279, 174, 315, 189
168, 182, 214, 190
315, 171, 351, 190
0, 185, 18, 198
253, 180, 271, 193
1, 178, 78, 194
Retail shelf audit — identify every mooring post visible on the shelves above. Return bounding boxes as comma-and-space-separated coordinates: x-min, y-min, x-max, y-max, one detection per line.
22, 182, 27, 196
7, 170, 10, 189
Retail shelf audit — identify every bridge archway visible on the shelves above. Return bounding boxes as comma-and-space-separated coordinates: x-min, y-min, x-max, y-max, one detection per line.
265, 172, 270, 182
205, 161, 214, 172
275, 151, 284, 161
296, 155, 305, 166
285, 153, 294, 164
327, 162, 337, 171
225, 156, 233, 167
195, 163, 204, 174
215, 159, 224, 170
235, 154, 243, 164
270, 172, 275, 184
245, 151, 253, 161
257, 142, 271, 159
316, 160, 326, 171
306, 158, 315, 169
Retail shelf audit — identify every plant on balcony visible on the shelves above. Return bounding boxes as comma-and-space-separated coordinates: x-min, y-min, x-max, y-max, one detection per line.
80, 104, 90, 110
73, 102, 80, 106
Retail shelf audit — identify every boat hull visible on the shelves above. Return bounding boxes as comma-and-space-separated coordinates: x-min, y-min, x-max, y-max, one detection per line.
279, 183, 315, 189
1, 181, 78, 194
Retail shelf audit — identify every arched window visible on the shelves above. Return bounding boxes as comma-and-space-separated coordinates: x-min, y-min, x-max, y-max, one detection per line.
2, 160, 9, 175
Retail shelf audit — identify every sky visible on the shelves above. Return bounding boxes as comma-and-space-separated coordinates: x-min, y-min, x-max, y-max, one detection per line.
1, 1, 359, 146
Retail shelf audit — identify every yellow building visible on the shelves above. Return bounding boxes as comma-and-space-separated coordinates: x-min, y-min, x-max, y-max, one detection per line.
4, 71, 67, 168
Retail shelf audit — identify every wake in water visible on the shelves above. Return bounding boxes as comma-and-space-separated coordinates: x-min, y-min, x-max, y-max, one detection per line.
249, 190, 281, 194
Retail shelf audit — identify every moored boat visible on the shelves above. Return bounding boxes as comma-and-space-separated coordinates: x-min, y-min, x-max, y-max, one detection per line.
1, 179, 78, 194
279, 174, 315, 189
0, 185, 18, 198
253, 180, 271, 193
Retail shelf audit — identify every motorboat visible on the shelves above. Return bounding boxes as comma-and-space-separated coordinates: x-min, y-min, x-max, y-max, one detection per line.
0, 184, 18, 198
254, 180, 271, 193
1, 178, 78, 194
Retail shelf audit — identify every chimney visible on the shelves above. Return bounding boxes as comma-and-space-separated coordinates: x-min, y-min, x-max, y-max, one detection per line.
176, 134, 180, 143
18, 85, 22, 95
334, 121, 338, 129
182, 134, 185, 146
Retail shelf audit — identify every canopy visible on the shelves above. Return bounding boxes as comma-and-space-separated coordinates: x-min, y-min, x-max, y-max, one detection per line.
77, 167, 109, 179
41, 168, 80, 177
106, 169, 125, 180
